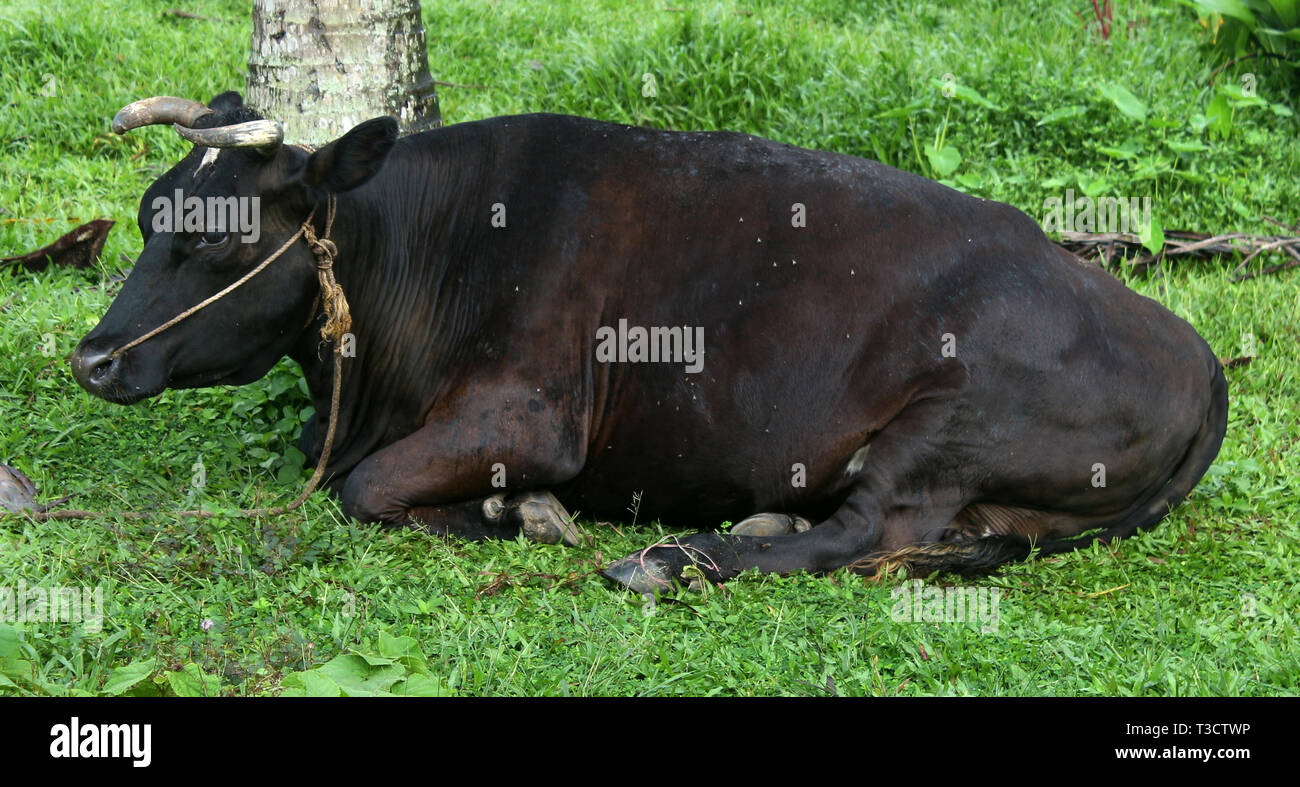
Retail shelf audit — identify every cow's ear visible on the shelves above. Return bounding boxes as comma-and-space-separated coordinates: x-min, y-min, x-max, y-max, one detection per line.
304, 117, 398, 194
208, 91, 244, 112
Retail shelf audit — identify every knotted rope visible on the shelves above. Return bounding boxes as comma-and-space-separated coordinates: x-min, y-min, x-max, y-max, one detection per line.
302, 196, 350, 345
20, 196, 348, 522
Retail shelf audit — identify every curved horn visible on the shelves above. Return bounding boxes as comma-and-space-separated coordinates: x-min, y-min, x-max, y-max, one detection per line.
112, 96, 214, 134
174, 120, 284, 153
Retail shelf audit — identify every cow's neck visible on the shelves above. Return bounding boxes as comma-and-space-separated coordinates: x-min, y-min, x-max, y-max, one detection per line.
288, 137, 490, 481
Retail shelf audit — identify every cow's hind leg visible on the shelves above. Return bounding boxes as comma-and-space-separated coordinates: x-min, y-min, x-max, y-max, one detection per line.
605, 398, 971, 592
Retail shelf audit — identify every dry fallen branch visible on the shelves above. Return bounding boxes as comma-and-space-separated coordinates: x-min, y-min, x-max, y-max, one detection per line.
1207, 52, 1292, 86
1054, 229, 1300, 281
1219, 355, 1254, 369
1, 219, 114, 272
474, 569, 588, 598
162, 8, 224, 23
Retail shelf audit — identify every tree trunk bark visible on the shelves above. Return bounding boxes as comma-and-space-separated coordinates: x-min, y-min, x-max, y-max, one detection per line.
246, 0, 441, 146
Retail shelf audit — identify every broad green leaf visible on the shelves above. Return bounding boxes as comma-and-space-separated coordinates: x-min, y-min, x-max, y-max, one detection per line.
281, 670, 341, 697
275, 462, 300, 484
1140, 213, 1165, 255
1076, 174, 1113, 198
1097, 144, 1139, 160
1166, 139, 1211, 152
125, 680, 162, 697
930, 79, 1005, 111
318, 654, 405, 696
1218, 82, 1268, 107
1188, 0, 1258, 24
1171, 169, 1210, 184
0, 656, 34, 685
165, 663, 220, 697
1098, 83, 1147, 122
378, 632, 429, 675
1147, 116, 1185, 129
924, 143, 962, 177
378, 632, 418, 659
0, 623, 20, 659
302, 672, 342, 697
873, 101, 924, 120
353, 650, 397, 667
1037, 105, 1087, 126
102, 660, 155, 695
390, 673, 451, 697
1207, 93, 1234, 137
1216, 82, 1257, 100
1269, 0, 1299, 27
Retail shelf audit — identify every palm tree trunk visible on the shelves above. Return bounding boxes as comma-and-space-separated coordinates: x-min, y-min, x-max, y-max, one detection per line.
246, 0, 441, 146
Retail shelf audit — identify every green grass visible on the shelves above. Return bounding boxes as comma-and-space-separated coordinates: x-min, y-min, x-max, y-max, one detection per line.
1, 0, 1297, 696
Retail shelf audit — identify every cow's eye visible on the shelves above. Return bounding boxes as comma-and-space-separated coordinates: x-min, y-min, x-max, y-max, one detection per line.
197, 231, 228, 249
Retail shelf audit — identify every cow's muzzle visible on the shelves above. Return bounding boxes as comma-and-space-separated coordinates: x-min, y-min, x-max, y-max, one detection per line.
69, 340, 160, 404
70, 343, 121, 395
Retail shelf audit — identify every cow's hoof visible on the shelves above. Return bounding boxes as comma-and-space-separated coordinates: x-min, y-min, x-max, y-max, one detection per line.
603, 552, 676, 594
603, 534, 736, 592
0, 464, 37, 514
509, 490, 581, 546
482, 494, 506, 522
730, 512, 813, 537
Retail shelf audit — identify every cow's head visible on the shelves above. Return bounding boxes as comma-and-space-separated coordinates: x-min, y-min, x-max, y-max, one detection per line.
71, 92, 396, 404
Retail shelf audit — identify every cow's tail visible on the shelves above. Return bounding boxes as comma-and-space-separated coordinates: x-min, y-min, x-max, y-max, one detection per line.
852, 362, 1229, 578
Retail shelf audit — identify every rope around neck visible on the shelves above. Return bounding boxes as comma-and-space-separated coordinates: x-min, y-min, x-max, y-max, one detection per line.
22, 195, 348, 522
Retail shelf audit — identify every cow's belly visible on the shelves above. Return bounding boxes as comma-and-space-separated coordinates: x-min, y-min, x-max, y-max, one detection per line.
557, 356, 900, 528
554, 251, 1215, 531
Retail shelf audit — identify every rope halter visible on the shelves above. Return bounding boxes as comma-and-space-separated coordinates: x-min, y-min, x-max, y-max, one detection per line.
111, 195, 346, 359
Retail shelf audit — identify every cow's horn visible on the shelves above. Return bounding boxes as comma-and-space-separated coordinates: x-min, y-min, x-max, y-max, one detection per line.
173, 120, 284, 153
112, 96, 214, 134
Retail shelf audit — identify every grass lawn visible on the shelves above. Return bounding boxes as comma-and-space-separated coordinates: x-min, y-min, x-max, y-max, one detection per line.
0, 0, 1296, 696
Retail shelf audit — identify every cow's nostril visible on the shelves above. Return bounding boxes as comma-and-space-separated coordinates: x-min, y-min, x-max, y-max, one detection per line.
88, 356, 115, 384
71, 347, 120, 391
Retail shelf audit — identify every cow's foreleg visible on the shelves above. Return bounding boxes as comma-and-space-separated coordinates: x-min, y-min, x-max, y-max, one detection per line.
403, 490, 580, 545
484, 490, 582, 545
337, 383, 586, 545
403, 497, 518, 541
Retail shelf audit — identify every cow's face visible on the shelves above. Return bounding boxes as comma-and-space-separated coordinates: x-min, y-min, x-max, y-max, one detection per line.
71, 93, 395, 404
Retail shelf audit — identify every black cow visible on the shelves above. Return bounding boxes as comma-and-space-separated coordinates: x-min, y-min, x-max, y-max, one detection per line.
72, 93, 1227, 593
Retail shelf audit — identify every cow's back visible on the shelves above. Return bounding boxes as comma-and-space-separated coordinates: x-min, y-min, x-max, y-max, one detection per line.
404, 115, 1219, 527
